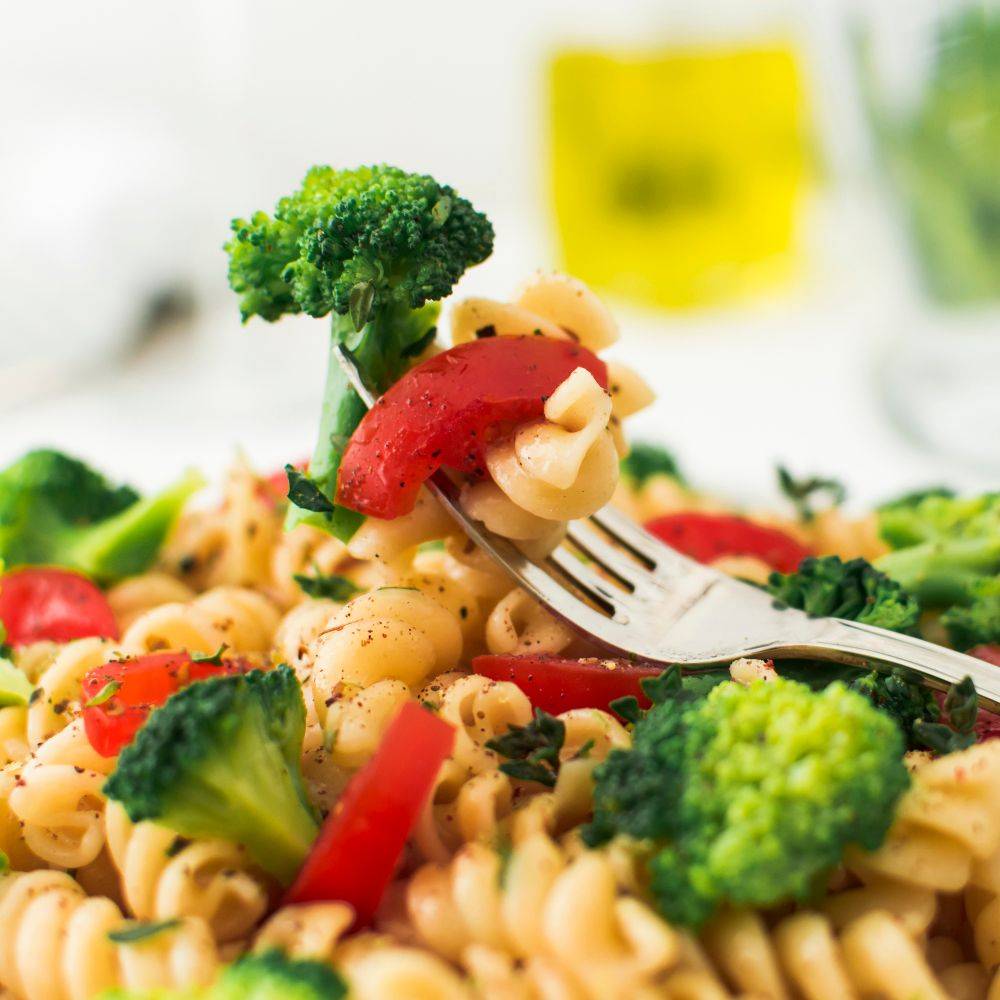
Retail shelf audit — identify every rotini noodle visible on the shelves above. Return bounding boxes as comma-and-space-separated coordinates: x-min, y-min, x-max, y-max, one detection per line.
0, 869, 217, 999
104, 801, 272, 944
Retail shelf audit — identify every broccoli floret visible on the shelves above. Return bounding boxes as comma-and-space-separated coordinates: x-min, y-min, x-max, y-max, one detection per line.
875, 492, 1000, 607
212, 950, 347, 1000
848, 668, 939, 747
0, 450, 202, 584
941, 577, 1000, 649
104, 667, 319, 885
225, 165, 494, 540
766, 555, 921, 634
620, 442, 686, 488
98, 949, 347, 1000
584, 677, 909, 928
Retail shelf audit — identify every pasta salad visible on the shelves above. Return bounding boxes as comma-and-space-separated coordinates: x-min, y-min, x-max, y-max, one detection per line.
0, 164, 998, 1000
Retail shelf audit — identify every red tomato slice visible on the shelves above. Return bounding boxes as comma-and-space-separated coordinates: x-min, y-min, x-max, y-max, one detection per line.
82, 652, 251, 757
0, 567, 119, 645
285, 702, 455, 925
474, 654, 666, 715
645, 512, 812, 574
337, 336, 608, 520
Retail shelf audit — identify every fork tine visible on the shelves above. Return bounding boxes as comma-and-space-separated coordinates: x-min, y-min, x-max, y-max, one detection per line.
566, 518, 658, 591
589, 505, 699, 580
546, 546, 632, 624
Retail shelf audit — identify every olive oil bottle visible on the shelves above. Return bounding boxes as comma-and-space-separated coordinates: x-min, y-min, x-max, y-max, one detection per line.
549, 42, 812, 309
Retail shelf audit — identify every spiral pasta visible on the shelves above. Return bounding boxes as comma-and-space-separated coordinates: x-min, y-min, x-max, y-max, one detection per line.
407, 833, 680, 999
845, 743, 1000, 896
120, 586, 279, 657
104, 802, 272, 944
27, 638, 118, 750
484, 588, 574, 656
0, 869, 218, 999
162, 458, 278, 592
462, 367, 619, 551
309, 588, 463, 728
8, 719, 115, 870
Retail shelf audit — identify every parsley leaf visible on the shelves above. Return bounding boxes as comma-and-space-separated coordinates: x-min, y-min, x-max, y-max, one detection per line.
486, 709, 566, 789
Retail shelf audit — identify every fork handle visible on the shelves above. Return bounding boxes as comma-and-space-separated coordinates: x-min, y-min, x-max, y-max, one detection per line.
791, 619, 1000, 713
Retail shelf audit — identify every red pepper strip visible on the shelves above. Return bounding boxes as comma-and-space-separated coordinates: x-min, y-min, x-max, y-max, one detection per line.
82, 652, 252, 757
0, 566, 119, 645
474, 654, 665, 715
285, 702, 455, 926
645, 512, 812, 574
337, 336, 608, 520
970, 644, 1000, 668
969, 645, 1000, 742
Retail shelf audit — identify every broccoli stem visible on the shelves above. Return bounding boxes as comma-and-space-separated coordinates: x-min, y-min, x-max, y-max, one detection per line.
877, 536, 1000, 607
182, 714, 319, 885
64, 469, 205, 583
286, 302, 429, 540
286, 318, 367, 541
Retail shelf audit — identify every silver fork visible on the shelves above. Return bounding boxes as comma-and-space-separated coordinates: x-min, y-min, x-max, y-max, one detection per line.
336, 346, 1000, 711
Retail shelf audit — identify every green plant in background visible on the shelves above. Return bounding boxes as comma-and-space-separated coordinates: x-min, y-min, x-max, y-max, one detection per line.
861, 7, 1000, 305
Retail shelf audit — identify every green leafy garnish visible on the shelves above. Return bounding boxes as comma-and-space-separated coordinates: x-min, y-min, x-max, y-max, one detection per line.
84, 680, 121, 708
107, 919, 182, 944
913, 676, 979, 754
776, 465, 846, 522
293, 571, 361, 601
486, 709, 565, 788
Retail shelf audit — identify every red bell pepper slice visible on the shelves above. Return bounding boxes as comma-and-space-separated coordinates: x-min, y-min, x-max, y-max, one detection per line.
0, 566, 119, 646
285, 701, 454, 925
645, 512, 812, 574
473, 653, 666, 715
970, 644, 1000, 668
82, 652, 251, 757
337, 336, 608, 520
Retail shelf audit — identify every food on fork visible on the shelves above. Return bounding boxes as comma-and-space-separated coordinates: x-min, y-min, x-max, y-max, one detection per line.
0, 162, 998, 1000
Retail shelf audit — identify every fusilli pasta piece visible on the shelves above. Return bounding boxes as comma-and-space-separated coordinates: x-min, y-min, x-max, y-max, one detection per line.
485, 589, 574, 657
0, 869, 217, 1000
9, 719, 115, 870
104, 801, 272, 944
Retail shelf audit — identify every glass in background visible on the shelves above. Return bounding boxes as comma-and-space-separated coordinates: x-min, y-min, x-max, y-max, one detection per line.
856, 1, 1000, 467
547, 19, 814, 310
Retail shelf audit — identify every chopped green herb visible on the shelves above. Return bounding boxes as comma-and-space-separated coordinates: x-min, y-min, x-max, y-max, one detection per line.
191, 645, 228, 666
777, 465, 847, 523
107, 918, 182, 944
84, 680, 121, 708
285, 467, 335, 515
294, 572, 361, 602
486, 709, 565, 789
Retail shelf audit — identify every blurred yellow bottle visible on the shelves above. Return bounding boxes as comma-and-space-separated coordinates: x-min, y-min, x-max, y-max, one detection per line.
549, 44, 811, 309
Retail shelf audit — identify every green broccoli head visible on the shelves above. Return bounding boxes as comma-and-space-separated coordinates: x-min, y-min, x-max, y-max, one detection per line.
585, 677, 909, 928
875, 492, 1000, 607
104, 667, 318, 886
97, 949, 347, 1000
212, 950, 347, 1000
766, 555, 921, 634
942, 577, 1000, 649
0, 450, 202, 584
227, 165, 494, 325
619, 442, 686, 489
226, 164, 493, 542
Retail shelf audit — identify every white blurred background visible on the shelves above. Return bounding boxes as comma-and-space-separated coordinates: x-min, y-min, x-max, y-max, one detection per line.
1, 0, 997, 507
